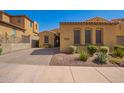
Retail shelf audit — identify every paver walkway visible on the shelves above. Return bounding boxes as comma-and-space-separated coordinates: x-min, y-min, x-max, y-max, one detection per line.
0, 62, 124, 83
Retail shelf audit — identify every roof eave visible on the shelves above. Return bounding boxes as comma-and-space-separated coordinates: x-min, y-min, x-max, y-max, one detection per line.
0, 20, 25, 31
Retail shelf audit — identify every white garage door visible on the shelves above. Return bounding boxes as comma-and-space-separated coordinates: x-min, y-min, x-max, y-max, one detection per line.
117, 36, 124, 45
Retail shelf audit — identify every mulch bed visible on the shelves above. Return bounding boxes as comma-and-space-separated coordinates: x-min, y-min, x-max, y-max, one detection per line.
49, 53, 119, 67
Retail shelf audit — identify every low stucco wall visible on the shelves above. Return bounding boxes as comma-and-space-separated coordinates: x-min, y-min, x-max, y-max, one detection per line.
1, 43, 31, 54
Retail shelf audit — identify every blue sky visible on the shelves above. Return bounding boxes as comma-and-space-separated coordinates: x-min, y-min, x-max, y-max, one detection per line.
4, 10, 124, 32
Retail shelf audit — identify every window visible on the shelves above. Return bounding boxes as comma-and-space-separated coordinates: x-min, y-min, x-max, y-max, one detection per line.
11, 29, 16, 37
30, 22, 32, 27
85, 30, 92, 44
117, 36, 124, 45
74, 29, 80, 45
36, 24, 37, 30
44, 36, 49, 43
17, 18, 21, 23
96, 30, 103, 44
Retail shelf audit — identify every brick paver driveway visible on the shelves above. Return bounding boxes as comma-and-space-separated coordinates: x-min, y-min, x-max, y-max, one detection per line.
0, 48, 124, 83
0, 48, 58, 65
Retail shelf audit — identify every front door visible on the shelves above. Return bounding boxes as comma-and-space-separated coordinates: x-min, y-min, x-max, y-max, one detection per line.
54, 36, 60, 47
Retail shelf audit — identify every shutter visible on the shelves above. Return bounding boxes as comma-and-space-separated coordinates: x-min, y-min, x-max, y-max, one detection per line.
96, 30, 103, 44
74, 30, 80, 44
85, 30, 91, 44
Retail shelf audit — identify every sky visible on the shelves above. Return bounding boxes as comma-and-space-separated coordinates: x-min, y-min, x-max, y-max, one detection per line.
4, 10, 124, 32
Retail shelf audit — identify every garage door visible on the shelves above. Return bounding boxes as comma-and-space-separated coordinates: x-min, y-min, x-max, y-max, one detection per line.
31, 40, 39, 48
117, 36, 124, 45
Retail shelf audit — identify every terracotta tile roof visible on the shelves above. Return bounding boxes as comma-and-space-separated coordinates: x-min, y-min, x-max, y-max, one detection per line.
60, 17, 119, 25
84, 17, 110, 22
60, 21, 119, 25
0, 11, 33, 22
111, 18, 124, 22
0, 11, 11, 16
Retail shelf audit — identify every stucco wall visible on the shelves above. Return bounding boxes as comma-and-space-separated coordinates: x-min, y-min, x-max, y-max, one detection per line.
0, 23, 24, 38
2, 13, 10, 23
24, 18, 35, 36
1, 43, 31, 54
33, 21, 39, 33
60, 24, 118, 52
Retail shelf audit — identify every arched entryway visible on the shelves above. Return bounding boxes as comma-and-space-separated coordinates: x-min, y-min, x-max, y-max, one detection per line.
54, 35, 60, 47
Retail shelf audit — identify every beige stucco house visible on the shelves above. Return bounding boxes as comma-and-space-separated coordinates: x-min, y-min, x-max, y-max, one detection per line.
39, 17, 124, 52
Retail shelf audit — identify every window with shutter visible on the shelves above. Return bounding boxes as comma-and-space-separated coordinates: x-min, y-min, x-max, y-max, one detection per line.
44, 36, 49, 43
85, 30, 92, 44
74, 30, 80, 45
96, 30, 103, 44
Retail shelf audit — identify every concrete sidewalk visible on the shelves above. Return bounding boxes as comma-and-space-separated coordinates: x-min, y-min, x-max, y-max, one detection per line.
0, 63, 124, 83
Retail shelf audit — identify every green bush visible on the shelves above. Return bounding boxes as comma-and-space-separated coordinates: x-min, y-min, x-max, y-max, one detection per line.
48, 44, 52, 48
79, 51, 88, 61
69, 46, 77, 54
114, 45, 124, 50
113, 49, 124, 58
109, 57, 122, 65
0, 48, 3, 55
87, 45, 98, 55
100, 46, 109, 53
95, 53, 108, 64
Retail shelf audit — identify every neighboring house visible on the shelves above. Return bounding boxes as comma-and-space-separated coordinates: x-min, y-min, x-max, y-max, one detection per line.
0, 11, 39, 48
39, 17, 124, 52
39, 29, 60, 48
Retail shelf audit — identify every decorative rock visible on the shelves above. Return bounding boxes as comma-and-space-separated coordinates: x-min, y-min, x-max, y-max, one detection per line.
120, 62, 124, 67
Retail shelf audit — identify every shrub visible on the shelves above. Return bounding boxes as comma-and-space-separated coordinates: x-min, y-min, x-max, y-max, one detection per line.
113, 49, 124, 58
0, 48, 3, 55
114, 45, 124, 50
69, 46, 77, 54
48, 44, 52, 48
100, 46, 109, 53
95, 53, 108, 64
109, 57, 122, 65
79, 51, 88, 61
87, 45, 98, 55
